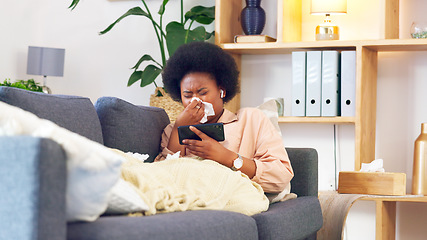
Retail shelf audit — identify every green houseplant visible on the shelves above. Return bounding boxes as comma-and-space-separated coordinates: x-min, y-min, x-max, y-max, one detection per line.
68, 0, 215, 94
0, 79, 43, 92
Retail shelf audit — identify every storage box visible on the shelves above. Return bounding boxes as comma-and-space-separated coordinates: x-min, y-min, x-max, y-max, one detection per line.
338, 171, 406, 196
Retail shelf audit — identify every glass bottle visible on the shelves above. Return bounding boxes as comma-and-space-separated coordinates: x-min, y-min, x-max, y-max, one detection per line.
412, 122, 427, 195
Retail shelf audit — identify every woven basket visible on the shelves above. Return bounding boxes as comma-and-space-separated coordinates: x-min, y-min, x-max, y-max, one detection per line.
150, 87, 183, 122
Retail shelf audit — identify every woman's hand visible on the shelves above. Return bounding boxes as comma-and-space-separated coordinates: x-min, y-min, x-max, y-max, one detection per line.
175, 100, 205, 127
167, 100, 205, 155
182, 126, 234, 165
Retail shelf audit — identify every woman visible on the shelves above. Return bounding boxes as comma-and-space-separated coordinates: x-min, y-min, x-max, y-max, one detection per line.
156, 42, 293, 193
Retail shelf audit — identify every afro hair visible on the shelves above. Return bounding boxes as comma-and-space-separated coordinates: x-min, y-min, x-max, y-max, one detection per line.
162, 41, 239, 103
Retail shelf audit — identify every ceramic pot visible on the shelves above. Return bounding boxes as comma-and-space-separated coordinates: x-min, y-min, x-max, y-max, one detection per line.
240, 0, 266, 35
412, 122, 427, 195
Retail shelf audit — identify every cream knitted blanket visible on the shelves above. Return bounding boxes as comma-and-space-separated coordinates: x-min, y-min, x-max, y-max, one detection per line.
118, 155, 269, 216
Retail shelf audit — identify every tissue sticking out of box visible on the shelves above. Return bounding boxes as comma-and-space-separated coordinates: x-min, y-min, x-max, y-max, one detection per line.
360, 158, 385, 172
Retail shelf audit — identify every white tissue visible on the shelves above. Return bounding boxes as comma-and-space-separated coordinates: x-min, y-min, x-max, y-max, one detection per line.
166, 151, 181, 160
125, 152, 149, 162
360, 158, 385, 172
190, 97, 215, 123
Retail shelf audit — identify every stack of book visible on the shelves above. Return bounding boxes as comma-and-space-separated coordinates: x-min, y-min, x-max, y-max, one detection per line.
234, 35, 276, 43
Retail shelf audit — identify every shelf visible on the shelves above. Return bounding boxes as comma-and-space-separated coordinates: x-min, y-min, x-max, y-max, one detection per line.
357, 195, 427, 239
221, 39, 427, 55
362, 38, 427, 51
360, 195, 427, 203
221, 41, 357, 55
278, 116, 355, 124
215, 0, 427, 171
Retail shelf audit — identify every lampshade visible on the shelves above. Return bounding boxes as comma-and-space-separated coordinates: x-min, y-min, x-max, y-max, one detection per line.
311, 0, 347, 15
27, 46, 65, 77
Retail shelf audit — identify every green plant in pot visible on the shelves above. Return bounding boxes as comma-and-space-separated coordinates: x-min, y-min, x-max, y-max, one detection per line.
68, 0, 215, 96
0, 79, 43, 92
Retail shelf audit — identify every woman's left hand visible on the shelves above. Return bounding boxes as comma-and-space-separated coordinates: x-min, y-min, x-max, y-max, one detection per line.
182, 126, 233, 166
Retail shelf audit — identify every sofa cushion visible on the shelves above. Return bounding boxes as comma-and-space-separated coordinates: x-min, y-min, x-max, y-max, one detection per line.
0, 101, 124, 222
0, 86, 103, 144
67, 210, 258, 240
95, 97, 170, 162
252, 196, 323, 240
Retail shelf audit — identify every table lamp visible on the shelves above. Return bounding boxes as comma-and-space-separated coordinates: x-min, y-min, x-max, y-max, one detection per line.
311, 0, 347, 41
27, 46, 65, 94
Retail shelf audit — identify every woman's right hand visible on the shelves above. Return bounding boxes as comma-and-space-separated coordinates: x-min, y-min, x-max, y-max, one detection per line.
174, 99, 205, 127
167, 100, 204, 154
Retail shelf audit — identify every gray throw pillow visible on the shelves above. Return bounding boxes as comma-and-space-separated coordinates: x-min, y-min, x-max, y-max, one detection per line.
95, 97, 170, 162
0, 87, 103, 144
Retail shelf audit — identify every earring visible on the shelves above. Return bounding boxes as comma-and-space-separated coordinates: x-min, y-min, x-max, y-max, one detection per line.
220, 90, 224, 98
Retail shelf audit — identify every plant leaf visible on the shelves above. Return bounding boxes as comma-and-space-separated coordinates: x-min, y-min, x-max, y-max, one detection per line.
205, 30, 215, 40
158, 0, 170, 15
140, 65, 162, 88
185, 6, 215, 25
68, 0, 80, 10
131, 54, 157, 70
128, 71, 143, 87
100, 7, 150, 35
166, 22, 207, 56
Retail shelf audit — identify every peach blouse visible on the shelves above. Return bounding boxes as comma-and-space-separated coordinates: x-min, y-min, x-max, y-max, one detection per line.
156, 108, 294, 193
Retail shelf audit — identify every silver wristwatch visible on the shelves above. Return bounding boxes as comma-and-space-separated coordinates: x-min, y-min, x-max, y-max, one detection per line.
231, 154, 243, 171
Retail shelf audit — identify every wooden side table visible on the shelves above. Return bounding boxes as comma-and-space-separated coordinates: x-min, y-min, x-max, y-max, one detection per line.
359, 196, 427, 240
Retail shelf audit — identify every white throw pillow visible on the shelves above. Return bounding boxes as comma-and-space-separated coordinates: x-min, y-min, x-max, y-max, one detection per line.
0, 101, 124, 222
257, 99, 281, 136
257, 100, 293, 200
106, 178, 149, 214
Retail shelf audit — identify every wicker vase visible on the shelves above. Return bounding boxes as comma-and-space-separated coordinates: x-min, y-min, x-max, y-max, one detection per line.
149, 87, 183, 122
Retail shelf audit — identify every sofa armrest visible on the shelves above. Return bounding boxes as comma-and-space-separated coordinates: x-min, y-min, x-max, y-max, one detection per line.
286, 148, 318, 197
0, 136, 67, 240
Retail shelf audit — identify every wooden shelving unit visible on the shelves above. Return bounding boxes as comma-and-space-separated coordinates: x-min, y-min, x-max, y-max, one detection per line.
215, 0, 427, 170
359, 196, 427, 240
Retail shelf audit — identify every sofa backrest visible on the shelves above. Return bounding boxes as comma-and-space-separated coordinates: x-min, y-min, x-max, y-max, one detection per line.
0, 87, 103, 144
94, 97, 170, 162
286, 148, 319, 197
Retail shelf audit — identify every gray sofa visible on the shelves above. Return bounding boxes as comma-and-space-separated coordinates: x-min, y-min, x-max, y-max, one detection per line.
0, 86, 323, 240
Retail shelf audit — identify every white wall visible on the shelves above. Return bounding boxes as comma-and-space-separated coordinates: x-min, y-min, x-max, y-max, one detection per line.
2, 0, 427, 239
1, 0, 215, 106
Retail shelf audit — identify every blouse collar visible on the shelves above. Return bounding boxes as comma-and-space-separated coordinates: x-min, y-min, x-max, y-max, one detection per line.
217, 109, 238, 124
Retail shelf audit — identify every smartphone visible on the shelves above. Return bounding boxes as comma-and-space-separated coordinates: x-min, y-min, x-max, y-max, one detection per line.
178, 123, 225, 145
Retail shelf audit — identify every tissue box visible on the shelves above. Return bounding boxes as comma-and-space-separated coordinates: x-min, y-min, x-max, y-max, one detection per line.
338, 171, 406, 196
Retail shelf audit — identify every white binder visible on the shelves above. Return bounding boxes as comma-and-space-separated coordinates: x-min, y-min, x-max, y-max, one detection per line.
291, 51, 306, 116
305, 51, 322, 116
341, 51, 356, 116
321, 51, 340, 116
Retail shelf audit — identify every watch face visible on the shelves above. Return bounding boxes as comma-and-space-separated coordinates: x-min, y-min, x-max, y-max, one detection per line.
234, 157, 243, 169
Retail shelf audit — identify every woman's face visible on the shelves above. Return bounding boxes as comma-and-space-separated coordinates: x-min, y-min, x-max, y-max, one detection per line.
180, 72, 224, 121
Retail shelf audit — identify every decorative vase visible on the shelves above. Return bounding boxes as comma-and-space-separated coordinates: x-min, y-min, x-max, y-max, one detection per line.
412, 122, 427, 195
240, 0, 266, 35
